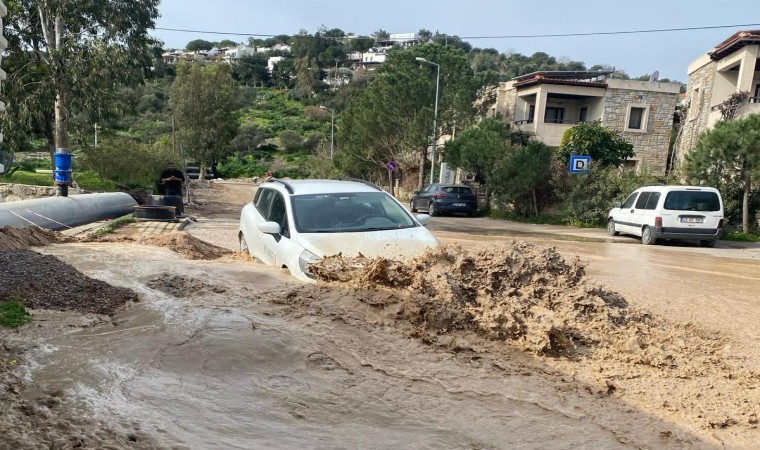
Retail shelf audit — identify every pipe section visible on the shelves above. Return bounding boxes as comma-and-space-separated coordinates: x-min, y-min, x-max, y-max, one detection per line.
0, 193, 137, 231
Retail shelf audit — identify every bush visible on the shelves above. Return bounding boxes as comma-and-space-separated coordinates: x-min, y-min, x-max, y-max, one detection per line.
216, 155, 268, 178
279, 130, 304, 151
79, 135, 175, 188
554, 166, 661, 227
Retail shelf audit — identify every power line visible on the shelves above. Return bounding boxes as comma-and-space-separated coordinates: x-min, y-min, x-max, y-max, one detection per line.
154, 23, 760, 40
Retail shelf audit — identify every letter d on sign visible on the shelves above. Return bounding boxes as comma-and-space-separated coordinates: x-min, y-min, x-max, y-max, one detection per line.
569, 155, 592, 174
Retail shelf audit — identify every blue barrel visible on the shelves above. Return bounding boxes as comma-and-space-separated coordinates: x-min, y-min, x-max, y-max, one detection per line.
54, 152, 72, 171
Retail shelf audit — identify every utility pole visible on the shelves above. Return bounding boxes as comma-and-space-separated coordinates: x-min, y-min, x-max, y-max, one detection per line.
94, 123, 98, 147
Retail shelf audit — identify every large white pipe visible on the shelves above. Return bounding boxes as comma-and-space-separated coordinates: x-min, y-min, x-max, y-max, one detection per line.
0, 193, 137, 230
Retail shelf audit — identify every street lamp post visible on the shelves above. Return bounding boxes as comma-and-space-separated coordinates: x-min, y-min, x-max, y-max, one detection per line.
319, 105, 335, 159
416, 57, 440, 185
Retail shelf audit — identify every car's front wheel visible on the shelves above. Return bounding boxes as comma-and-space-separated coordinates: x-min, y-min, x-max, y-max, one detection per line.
410, 199, 418, 213
607, 219, 619, 236
428, 202, 437, 216
641, 226, 657, 245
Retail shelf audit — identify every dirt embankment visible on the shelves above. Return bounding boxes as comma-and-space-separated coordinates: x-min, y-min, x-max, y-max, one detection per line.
299, 242, 760, 434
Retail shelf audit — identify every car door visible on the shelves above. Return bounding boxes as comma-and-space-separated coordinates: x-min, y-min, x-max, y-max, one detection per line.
629, 191, 654, 236
414, 184, 434, 209
613, 191, 640, 234
260, 191, 302, 269
631, 191, 661, 233
242, 187, 276, 265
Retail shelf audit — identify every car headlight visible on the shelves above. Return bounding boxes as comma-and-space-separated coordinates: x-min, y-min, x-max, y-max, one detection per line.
298, 249, 322, 278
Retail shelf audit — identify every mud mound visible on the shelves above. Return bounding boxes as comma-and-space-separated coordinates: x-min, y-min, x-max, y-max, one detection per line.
310, 242, 726, 362
142, 232, 232, 260
0, 250, 138, 315
146, 273, 227, 297
0, 226, 70, 251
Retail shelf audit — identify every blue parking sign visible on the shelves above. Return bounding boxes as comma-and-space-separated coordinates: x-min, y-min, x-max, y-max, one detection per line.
569, 155, 591, 174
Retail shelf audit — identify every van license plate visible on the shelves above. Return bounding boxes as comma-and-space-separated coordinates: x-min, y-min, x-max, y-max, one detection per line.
452, 203, 466, 207
680, 217, 704, 224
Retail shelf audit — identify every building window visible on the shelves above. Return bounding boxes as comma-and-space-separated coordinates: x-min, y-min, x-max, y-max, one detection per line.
544, 107, 565, 124
528, 105, 535, 123
625, 105, 648, 132
753, 84, 760, 103
579, 107, 588, 122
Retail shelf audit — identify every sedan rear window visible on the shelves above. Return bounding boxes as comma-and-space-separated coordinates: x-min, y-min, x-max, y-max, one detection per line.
441, 187, 473, 194
663, 191, 720, 212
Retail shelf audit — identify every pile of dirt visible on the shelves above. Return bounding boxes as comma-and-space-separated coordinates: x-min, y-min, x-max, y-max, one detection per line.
82, 231, 232, 260
309, 242, 726, 362
0, 250, 138, 315
146, 273, 227, 297
0, 226, 70, 251
141, 232, 233, 260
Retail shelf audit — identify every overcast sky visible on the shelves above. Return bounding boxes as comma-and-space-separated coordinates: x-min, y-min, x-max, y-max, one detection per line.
154, 0, 760, 82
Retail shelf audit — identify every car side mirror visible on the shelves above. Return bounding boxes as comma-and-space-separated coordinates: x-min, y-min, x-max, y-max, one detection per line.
614, 201, 622, 208
416, 214, 431, 226
414, 190, 420, 195
258, 221, 282, 235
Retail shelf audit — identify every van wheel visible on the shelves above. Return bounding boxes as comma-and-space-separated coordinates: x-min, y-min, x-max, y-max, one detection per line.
641, 226, 657, 245
428, 202, 437, 216
606, 219, 619, 236
700, 239, 717, 248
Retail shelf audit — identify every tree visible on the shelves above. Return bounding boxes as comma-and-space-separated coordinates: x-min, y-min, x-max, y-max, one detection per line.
169, 63, 240, 176
232, 54, 271, 87
338, 44, 487, 187
444, 117, 510, 181
560, 121, 635, 167
686, 114, 760, 233
186, 39, 214, 51
217, 39, 239, 48
490, 141, 554, 216
3, 0, 160, 154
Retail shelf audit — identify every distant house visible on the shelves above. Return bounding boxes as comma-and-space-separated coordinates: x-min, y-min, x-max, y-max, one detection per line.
493, 70, 681, 174
268, 56, 284, 73
676, 30, 760, 159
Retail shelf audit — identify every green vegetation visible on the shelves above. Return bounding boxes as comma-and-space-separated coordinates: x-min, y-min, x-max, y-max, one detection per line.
722, 231, 760, 242
2, 169, 117, 191
0, 300, 32, 328
94, 216, 137, 236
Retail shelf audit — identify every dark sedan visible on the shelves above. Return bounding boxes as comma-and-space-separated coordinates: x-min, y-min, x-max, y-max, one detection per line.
410, 184, 478, 216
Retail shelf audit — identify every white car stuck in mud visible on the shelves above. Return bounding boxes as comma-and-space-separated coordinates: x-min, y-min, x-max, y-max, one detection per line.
239, 178, 439, 282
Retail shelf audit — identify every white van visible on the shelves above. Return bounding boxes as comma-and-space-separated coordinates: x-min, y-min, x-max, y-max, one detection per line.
607, 185, 724, 246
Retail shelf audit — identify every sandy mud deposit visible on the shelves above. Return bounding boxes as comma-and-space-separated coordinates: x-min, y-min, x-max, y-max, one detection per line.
305, 242, 760, 440
81, 230, 233, 260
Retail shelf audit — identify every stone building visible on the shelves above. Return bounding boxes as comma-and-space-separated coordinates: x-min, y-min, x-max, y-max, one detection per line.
493, 70, 681, 175
676, 30, 760, 162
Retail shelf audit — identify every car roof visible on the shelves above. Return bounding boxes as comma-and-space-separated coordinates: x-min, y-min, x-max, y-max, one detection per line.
261, 179, 384, 195
635, 185, 720, 193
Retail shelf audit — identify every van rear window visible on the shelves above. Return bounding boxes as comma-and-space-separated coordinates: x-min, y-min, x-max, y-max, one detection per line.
663, 191, 720, 212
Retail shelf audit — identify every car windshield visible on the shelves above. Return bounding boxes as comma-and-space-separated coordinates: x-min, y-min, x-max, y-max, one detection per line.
663, 191, 721, 212
292, 192, 417, 233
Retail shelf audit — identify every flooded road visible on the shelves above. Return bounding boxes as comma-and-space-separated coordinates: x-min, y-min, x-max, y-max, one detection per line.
21, 244, 647, 449
6, 183, 760, 449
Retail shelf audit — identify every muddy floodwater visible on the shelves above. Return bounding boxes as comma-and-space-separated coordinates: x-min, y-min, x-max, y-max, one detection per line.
4, 183, 760, 449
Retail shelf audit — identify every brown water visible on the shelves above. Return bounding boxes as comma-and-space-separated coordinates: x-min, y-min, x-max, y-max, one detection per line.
10, 242, 728, 449
9, 189, 760, 450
